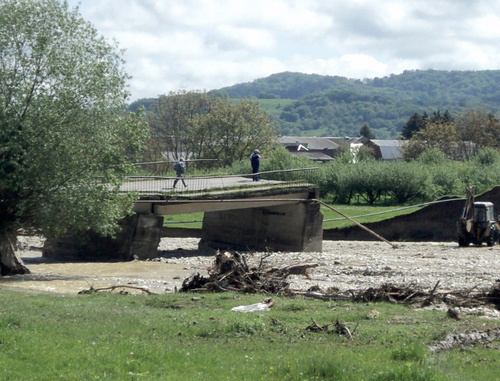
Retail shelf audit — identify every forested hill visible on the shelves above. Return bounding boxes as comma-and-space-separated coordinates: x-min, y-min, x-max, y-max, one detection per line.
129, 69, 500, 139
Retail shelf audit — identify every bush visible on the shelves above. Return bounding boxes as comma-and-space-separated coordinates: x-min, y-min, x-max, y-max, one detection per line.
473, 147, 500, 166
318, 161, 356, 203
383, 161, 428, 204
424, 164, 462, 200
416, 148, 449, 166
350, 159, 389, 204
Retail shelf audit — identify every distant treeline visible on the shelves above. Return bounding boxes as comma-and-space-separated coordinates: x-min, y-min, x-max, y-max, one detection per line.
129, 69, 500, 139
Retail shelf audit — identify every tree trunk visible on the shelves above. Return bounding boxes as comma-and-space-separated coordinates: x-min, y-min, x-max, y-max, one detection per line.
0, 229, 30, 275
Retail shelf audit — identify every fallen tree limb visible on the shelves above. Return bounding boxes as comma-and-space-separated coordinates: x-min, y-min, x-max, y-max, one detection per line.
335, 319, 354, 339
291, 282, 500, 311
421, 280, 441, 307
78, 285, 157, 295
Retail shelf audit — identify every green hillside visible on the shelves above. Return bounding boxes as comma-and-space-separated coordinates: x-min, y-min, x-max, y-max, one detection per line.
235, 98, 295, 120
129, 69, 500, 139
222, 70, 500, 138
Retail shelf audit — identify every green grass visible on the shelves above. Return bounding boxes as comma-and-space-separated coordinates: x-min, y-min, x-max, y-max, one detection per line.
163, 212, 204, 229
247, 98, 296, 120
163, 204, 424, 230
0, 289, 498, 380
321, 204, 423, 230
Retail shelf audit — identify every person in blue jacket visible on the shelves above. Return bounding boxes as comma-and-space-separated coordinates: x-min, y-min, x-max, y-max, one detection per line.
173, 158, 187, 188
250, 149, 261, 181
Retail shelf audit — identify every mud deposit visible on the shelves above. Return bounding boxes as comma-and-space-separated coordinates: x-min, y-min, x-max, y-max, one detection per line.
1, 236, 498, 303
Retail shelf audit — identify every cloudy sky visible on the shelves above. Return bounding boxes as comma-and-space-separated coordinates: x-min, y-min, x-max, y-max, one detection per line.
67, 0, 500, 101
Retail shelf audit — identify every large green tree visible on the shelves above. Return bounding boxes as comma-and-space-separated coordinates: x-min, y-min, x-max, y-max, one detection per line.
147, 91, 214, 162
359, 123, 376, 139
0, 0, 148, 274
187, 98, 280, 167
148, 91, 279, 168
401, 112, 427, 139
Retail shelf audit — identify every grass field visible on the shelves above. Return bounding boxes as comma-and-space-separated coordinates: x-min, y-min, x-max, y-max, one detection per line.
162, 204, 423, 230
321, 203, 423, 230
0, 289, 497, 380
245, 98, 296, 120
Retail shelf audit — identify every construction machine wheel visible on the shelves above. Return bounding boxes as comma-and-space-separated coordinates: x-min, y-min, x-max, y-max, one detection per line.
487, 227, 499, 247
458, 236, 469, 247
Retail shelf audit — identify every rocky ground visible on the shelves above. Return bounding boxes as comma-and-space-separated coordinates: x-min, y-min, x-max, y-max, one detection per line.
158, 238, 499, 293
2, 236, 498, 320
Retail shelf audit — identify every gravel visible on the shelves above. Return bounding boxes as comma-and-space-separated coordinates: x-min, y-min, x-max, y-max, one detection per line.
158, 238, 500, 294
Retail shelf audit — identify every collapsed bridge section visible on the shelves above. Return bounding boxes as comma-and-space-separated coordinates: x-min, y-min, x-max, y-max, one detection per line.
44, 173, 323, 260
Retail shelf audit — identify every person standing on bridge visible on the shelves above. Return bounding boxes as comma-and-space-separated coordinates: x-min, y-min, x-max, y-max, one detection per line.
173, 158, 187, 188
250, 149, 262, 181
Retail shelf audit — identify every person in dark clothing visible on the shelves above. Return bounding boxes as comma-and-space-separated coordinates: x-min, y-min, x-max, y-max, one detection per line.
250, 149, 261, 181
173, 158, 187, 188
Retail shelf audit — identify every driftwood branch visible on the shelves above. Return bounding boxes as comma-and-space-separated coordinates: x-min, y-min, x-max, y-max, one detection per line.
421, 280, 441, 307
78, 285, 157, 295
335, 319, 354, 339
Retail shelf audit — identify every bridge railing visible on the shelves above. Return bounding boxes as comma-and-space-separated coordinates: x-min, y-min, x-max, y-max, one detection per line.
118, 167, 319, 197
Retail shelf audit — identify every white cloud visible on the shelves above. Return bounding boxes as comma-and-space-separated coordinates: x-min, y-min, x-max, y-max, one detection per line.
209, 25, 276, 51
68, 0, 500, 100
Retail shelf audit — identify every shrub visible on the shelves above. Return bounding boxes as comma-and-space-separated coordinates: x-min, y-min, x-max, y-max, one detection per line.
383, 161, 428, 204
416, 148, 449, 166
424, 164, 462, 200
473, 147, 500, 166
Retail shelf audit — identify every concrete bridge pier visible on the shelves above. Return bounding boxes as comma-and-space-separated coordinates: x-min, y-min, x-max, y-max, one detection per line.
199, 200, 323, 252
43, 213, 164, 261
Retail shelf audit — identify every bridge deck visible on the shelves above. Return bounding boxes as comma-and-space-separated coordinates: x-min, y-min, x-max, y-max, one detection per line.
121, 175, 279, 195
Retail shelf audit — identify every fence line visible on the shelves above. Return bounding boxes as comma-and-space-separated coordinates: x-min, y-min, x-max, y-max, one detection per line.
119, 167, 319, 196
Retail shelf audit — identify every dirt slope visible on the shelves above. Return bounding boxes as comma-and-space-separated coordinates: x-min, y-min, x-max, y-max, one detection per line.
324, 187, 500, 242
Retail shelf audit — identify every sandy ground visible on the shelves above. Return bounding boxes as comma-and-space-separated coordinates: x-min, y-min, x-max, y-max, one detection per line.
1, 236, 499, 301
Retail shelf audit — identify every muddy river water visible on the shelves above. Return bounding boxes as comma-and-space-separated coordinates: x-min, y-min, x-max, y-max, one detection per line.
0, 236, 209, 295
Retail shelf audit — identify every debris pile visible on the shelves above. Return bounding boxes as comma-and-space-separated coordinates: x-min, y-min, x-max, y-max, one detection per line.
340, 281, 500, 311
305, 318, 357, 339
179, 251, 317, 294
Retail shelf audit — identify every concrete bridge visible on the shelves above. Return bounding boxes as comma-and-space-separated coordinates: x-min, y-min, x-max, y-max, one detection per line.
43, 168, 323, 260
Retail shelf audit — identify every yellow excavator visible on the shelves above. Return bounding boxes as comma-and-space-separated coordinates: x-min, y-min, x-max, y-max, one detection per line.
457, 189, 500, 247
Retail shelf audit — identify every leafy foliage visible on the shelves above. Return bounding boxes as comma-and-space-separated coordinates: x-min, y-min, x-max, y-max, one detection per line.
147, 91, 280, 168
0, 0, 148, 236
147, 90, 214, 162
402, 108, 500, 160
359, 123, 376, 139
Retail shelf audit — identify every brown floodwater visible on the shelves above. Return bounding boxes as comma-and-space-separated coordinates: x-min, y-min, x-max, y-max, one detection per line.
0, 248, 199, 295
